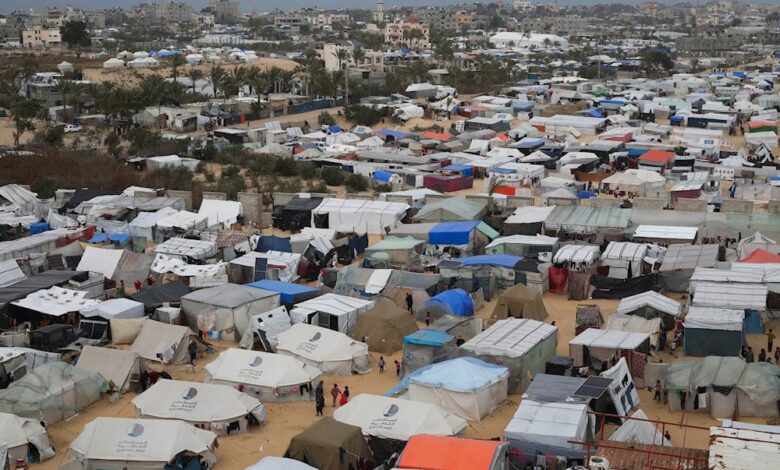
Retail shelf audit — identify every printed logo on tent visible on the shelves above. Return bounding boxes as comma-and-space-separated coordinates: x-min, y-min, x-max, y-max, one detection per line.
309, 332, 322, 342
182, 387, 199, 400
382, 404, 399, 418
249, 356, 264, 367
127, 423, 145, 437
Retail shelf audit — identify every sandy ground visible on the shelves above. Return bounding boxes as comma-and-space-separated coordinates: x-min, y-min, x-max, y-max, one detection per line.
32, 280, 780, 469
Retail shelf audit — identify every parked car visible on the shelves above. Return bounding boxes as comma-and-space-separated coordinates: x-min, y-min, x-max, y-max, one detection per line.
56, 124, 82, 133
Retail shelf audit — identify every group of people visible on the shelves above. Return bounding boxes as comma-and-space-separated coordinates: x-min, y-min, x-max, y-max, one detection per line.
742, 329, 779, 364
313, 383, 351, 416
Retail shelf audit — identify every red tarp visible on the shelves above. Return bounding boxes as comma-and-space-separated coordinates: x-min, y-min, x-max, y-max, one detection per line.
493, 185, 516, 196
738, 249, 780, 264
423, 175, 474, 192
549, 267, 568, 294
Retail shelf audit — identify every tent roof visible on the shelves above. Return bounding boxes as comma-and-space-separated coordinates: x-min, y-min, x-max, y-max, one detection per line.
409, 357, 508, 393
617, 291, 681, 317
523, 373, 588, 403
490, 283, 549, 323
414, 198, 487, 222
461, 318, 556, 358
76, 346, 141, 390
0, 271, 83, 308
132, 379, 261, 422
245, 456, 316, 470
684, 307, 744, 331
545, 205, 631, 231
397, 435, 504, 470
739, 249, 780, 264
181, 283, 278, 308
404, 329, 455, 346
639, 150, 675, 164
659, 244, 719, 271
129, 281, 190, 308
367, 236, 424, 251
505, 399, 590, 440
570, 328, 649, 349
554, 244, 601, 264
130, 320, 198, 361
350, 299, 418, 354
602, 242, 649, 262
691, 282, 767, 310
634, 225, 698, 241
69, 417, 216, 463
285, 417, 372, 466
276, 323, 365, 363
333, 393, 467, 441
290, 293, 374, 317
205, 349, 321, 388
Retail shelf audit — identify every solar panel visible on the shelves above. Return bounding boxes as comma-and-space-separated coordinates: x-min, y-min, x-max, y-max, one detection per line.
573, 376, 613, 399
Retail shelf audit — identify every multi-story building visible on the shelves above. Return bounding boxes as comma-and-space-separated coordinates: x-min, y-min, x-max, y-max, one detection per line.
207, 0, 240, 23
133, 2, 195, 24
274, 13, 307, 29
513, 0, 534, 12
306, 13, 350, 27
318, 41, 384, 74
385, 16, 430, 49
21, 28, 61, 48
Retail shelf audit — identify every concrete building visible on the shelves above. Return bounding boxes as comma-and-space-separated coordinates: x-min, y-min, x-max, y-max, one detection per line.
274, 13, 307, 29
21, 28, 61, 48
385, 17, 430, 49
319, 41, 384, 74
374, 0, 385, 24
207, 0, 240, 23
489, 31, 568, 49
133, 2, 195, 24
306, 13, 350, 27
514, 0, 534, 11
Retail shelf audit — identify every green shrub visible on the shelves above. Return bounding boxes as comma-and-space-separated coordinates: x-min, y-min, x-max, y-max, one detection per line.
321, 167, 345, 186
318, 111, 336, 126
345, 173, 368, 192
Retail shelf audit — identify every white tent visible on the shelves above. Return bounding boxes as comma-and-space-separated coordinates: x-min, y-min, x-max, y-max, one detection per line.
66, 417, 217, 469
76, 345, 145, 393
205, 349, 321, 402
102, 58, 124, 69
229, 250, 302, 282
132, 379, 264, 434
504, 400, 593, 462
181, 284, 280, 341
311, 199, 410, 234
609, 409, 670, 446
11, 286, 99, 317
0, 412, 55, 464
238, 306, 293, 350
616, 291, 681, 318
605, 314, 663, 350
128, 207, 178, 240
245, 457, 316, 470
198, 199, 242, 228
553, 244, 600, 265
154, 237, 217, 260
333, 394, 467, 441
276, 323, 369, 375
569, 328, 650, 367
634, 225, 698, 243
0, 347, 59, 382
155, 210, 208, 232
408, 357, 509, 421
75, 246, 123, 279
601, 241, 649, 279
130, 320, 208, 364
80, 298, 145, 320
289, 293, 375, 334
0, 259, 26, 288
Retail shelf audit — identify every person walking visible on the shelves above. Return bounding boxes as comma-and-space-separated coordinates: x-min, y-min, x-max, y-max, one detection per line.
394, 360, 401, 377
331, 384, 341, 407
188, 341, 197, 366
654, 380, 662, 402
759, 349, 767, 362
315, 383, 325, 416
768, 329, 776, 352
405, 293, 414, 315
378, 356, 385, 373
775, 347, 780, 364
343, 386, 350, 402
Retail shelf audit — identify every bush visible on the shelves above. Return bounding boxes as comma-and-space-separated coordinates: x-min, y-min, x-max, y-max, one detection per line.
374, 183, 392, 193
32, 126, 64, 147
105, 132, 121, 157
344, 104, 384, 126
345, 173, 368, 192
273, 157, 299, 177
321, 167, 345, 186
318, 111, 336, 126
308, 180, 329, 193
299, 164, 318, 180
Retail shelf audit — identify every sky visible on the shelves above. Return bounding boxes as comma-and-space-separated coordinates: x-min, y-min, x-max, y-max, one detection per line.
2, 0, 765, 15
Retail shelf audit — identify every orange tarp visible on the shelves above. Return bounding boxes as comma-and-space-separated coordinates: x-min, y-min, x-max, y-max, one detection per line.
421, 131, 452, 141
738, 249, 780, 264
639, 150, 676, 164
397, 435, 502, 470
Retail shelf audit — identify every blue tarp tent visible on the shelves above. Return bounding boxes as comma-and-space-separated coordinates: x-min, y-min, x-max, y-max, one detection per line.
410, 357, 508, 393
670, 115, 684, 124
247, 279, 320, 304
586, 108, 604, 118
404, 329, 455, 346
377, 129, 411, 140
29, 222, 50, 235
256, 235, 292, 253
627, 148, 648, 158
489, 167, 516, 174
577, 190, 596, 199
372, 170, 395, 183
328, 125, 342, 134
88, 232, 129, 245
429, 221, 480, 245
458, 255, 522, 269
421, 289, 474, 317
441, 164, 473, 177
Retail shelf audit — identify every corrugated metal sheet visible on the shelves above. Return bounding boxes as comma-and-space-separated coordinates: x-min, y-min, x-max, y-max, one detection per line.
659, 244, 719, 272
692, 282, 767, 310
596, 440, 708, 470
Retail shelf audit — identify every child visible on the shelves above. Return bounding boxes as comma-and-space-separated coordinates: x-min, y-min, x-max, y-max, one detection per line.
654, 380, 662, 401
394, 360, 401, 377
378, 356, 385, 373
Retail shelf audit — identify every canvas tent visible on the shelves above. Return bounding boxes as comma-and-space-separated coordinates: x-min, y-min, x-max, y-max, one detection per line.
418, 289, 474, 322
238, 306, 293, 351
658, 244, 719, 291
553, 244, 601, 266
284, 417, 373, 470
349, 298, 418, 354
205, 348, 321, 402
130, 320, 209, 364
311, 199, 409, 233
460, 318, 557, 393
408, 357, 509, 421
605, 314, 663, 350
289, 293, 374, 334
396, 435, 509, 470
0, 412, 55, 465
76, 345, 145, 393
504, 400, 594, 466
569, 328, 650, 369
276, 323, 369, 375
413, 198, 487, 222
334, 393, 467, 459
132, 379, 264, 434
80, 298, 145, 321
684, 307, 744, 356
601, 242, 649, 279
616, 291, 681, 320
181, 284, 281, 341
65, 417, 217, 470
489, 283, 548, 324
76, 246, 153, 285
0, 362, 106, 424
402, 329, 459, 376
486, 234, 559, 257
609, 409, 670, 446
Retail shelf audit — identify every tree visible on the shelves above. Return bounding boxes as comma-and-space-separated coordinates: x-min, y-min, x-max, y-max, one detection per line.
318, 111, 336, 126
344, 104, 384, 126
169, 55, 186, 83
321, 167, 345, 186
207, 66, 227, 98
60, 20, 91, 49
690, 58, 701, 73
640, 48, 674, 77
187, 68, 205, 94
9, 97, 42, 148
345, 173, 368, 192
351, 47, 366, 71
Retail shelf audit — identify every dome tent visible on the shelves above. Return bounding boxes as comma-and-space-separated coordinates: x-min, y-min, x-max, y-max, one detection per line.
417, 288, 474, 322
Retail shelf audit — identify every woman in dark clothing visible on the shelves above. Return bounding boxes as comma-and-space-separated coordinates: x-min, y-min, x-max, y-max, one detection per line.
315, 382, 325, 416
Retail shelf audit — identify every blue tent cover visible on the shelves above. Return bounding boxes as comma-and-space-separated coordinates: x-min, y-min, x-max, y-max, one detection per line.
29, 222, 50, 235
627, 148, 648, 158
577, 190, 596, 199
458, 254, 522, 269
246, 279, 319, 304
372, 170, 395, 183
256, 235, 292, 253
424, 289, 474, 317
429, 220, 480, 245
378, 129, 411, 139
404, 329, 455, 346
442, 164, 473, 176
408, 357, 509, 392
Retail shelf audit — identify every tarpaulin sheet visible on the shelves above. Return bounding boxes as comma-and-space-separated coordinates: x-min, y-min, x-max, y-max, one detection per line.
429, 221, 480, 245
256, 235, 292, 253
591, 274, 661, 299
548, 267, 568, 294
423, 289, 474, 317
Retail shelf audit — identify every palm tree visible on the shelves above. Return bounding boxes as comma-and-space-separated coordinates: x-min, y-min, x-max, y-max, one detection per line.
333, 48, 349, 72
169, 54, 187, 83
351, 46, 366, 70
56, 79, 72, 122
208, 66, 227, 98
187, 68, 205, 95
